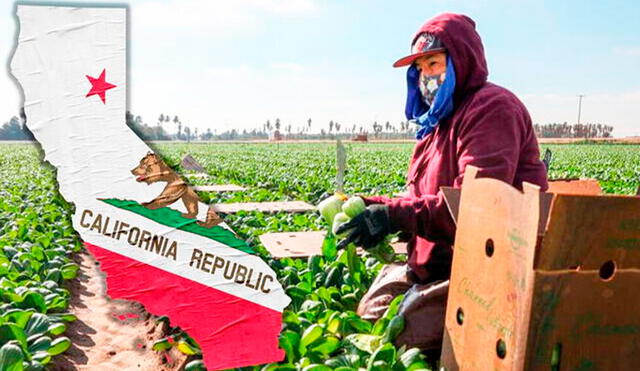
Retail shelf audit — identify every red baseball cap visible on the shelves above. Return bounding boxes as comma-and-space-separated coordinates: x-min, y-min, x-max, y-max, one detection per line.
393, 32, 446, 68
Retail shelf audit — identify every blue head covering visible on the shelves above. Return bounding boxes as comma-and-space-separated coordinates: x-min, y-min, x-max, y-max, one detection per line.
405, 54, 457, 140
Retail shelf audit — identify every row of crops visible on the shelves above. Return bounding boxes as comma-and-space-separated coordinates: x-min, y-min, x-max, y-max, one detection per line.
2, 142, 640, 370
0, 146, 79, 370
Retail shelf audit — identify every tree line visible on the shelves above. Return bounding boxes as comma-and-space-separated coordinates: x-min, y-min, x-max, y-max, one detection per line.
127, 113, 420, 141
0, 112, 616, 141
0, 115, 34, 140
533, 122, 614, 138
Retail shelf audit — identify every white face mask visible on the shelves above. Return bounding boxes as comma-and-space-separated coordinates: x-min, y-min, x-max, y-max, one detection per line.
418, 71, 446, 106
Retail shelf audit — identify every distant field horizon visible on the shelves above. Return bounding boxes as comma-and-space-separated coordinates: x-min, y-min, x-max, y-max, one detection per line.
4, 136, 640, 145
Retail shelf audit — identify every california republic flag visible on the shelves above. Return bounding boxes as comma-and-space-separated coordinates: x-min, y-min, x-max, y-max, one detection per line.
10, 5, 289, 369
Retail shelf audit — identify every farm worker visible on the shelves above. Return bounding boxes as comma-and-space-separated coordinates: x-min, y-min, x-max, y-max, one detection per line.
335, 13, 549, 351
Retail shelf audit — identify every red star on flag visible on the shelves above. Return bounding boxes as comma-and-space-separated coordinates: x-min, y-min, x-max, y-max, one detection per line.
86, 68, 116, 104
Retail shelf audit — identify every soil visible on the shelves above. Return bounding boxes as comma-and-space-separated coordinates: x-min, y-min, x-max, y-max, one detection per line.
49, 249, 188, 371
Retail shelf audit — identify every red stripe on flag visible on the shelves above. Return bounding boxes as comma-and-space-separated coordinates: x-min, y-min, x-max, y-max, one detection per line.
84, 242, 284, 369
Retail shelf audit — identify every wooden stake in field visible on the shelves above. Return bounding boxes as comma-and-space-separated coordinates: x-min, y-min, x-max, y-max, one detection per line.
542, 149, 552, 172
181, 154, 206, 173
336, 139, 346, 193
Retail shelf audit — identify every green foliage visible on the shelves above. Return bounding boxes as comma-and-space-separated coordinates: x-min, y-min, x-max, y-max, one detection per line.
3, 142, 640, 370
0, 145, 79, 368
137, 142, 640, 369
542, 144, 640, 194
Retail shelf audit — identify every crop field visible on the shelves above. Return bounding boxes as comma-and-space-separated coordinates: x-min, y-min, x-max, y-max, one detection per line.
1, 142, 640, 370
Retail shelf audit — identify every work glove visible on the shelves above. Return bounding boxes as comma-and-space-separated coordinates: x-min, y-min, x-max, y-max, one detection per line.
336, 204, 391, 250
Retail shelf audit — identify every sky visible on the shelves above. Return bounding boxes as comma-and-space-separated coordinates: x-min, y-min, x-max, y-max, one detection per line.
1, 0, 639, 136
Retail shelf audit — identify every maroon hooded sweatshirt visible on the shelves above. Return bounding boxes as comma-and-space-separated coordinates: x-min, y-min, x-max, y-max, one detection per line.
364, 13, 548, 283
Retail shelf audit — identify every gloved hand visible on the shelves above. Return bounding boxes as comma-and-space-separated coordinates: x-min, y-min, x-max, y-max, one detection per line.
336, 204, 391, 249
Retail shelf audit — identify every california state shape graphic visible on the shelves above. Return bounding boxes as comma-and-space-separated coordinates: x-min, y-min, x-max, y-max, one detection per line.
10, 5, 290, 369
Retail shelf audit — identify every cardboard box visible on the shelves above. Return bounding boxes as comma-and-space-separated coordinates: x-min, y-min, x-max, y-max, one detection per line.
440, 166, 640, 370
